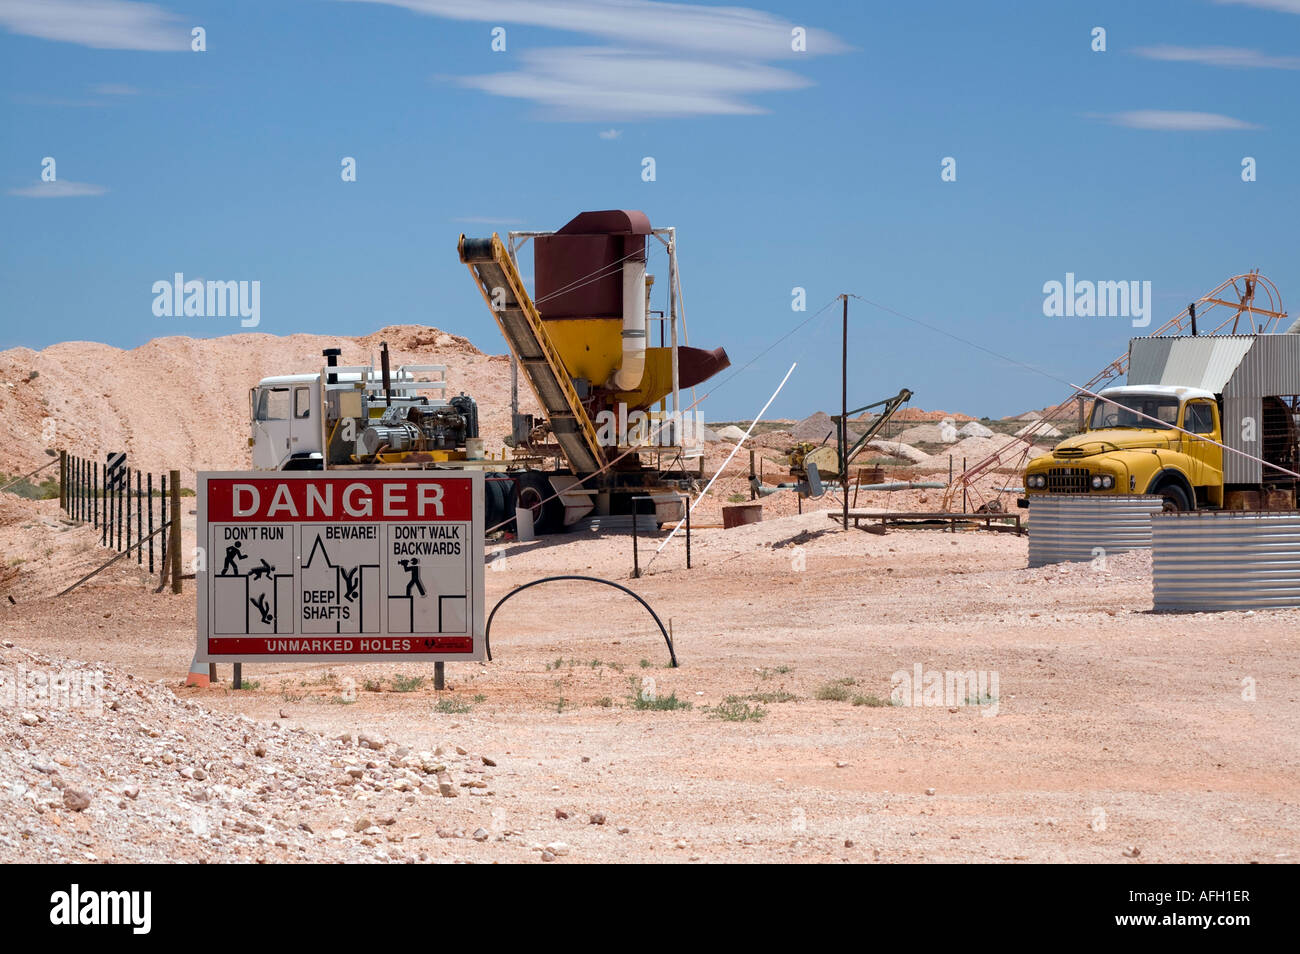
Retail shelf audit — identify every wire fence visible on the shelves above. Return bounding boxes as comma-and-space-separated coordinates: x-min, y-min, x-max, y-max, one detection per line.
57, 451, 184, 593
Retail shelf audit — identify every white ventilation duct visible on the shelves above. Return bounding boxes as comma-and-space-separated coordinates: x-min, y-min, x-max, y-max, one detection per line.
611, 259, 647, 391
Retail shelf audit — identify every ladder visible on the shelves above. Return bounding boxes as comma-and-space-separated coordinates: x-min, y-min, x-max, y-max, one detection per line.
458, 233, 605, 474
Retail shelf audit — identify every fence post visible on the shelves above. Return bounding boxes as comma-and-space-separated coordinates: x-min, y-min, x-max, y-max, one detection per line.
159, 472, 167, 573
169, 469, 182, 594
631, 499, 641, 579
94, 462, 100, 533
104, 465, 111, 544
685, 497, 691, 570
147, 472, 154, 573
136, 471, 143, 564
126, 468, 132, 558
59, 450, 67, 510
116, 471, 123, 551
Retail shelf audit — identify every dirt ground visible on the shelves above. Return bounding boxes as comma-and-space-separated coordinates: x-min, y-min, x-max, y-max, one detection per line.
2, 497, 1295, 863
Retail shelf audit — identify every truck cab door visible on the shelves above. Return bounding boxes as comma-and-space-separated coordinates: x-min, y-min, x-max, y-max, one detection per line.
251, 386, 293, 468
1182, 400, 1223, 505
289, 386, 318, 460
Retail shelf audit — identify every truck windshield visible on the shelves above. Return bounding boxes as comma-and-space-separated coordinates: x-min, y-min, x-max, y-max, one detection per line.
1090, 394, 1180, 429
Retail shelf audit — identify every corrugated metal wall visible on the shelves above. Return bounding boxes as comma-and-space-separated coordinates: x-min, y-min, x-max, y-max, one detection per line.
1152, 511, 1300, 610
1028, 495, 1163, 568
1222, 395, 1261, 483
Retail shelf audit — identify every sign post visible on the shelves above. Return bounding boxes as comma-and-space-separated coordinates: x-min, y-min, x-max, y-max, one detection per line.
196, 471, 485, 665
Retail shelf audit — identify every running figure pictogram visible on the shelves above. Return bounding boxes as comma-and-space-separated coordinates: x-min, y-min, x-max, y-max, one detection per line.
221, 541, 248, 576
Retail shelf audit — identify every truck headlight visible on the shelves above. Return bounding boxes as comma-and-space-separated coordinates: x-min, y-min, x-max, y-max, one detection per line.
1100, 475, 1114, 489
1091, 476, 1103, 489
1027, 474, 1044, 489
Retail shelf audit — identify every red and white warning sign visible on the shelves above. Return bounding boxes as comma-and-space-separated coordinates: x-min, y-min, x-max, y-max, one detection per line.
196, 471, 485, 663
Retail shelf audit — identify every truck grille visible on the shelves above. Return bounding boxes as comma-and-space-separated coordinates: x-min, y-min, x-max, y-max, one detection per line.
1047, 467, 1091, 493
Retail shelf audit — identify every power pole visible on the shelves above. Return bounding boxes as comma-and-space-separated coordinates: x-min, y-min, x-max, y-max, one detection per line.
841, 294, 849, 531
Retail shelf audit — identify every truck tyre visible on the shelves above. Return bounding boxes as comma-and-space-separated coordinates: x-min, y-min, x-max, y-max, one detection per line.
1155, 483, 1191, 512
517, 472, 564, 535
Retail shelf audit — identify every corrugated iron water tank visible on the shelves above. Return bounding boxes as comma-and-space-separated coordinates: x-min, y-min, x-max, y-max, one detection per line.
1027, 495, 1163, 568
1152, 510, 1300, 610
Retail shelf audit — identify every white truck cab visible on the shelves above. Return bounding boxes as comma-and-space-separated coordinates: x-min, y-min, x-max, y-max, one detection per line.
250, 374, 324, 470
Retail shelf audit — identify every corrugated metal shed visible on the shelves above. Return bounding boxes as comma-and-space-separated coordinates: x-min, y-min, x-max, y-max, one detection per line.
1222, 333, 1300, 397
1126, 335, 1300, 484
1127, 336, 1254, 391
1126, 337, 1172, 386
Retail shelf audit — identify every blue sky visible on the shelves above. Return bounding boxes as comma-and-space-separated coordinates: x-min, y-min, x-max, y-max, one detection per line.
2, 0, 1299, 421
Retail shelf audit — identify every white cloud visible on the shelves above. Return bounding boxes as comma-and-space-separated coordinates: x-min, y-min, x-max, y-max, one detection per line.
0, 0, 189, 51
1135, 45, 1300, 69
91, 82, 142, 95
1102, 110, 1262, 131
8, 180, 109, 198
598, 128, 622, 139
457, 46, 812, 120
1214, 0, 1300, 12
349, 0, 846, 57
349, 0, 846, 120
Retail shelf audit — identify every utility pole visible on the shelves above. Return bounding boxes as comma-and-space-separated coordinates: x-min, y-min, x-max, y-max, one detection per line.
841, 294, 849, 531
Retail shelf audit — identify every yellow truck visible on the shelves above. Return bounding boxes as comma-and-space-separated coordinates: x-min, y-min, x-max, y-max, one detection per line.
1024, 334, 1300, 512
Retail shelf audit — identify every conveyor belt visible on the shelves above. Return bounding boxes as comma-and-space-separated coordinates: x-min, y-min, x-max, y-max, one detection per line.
459, 233, 604, 474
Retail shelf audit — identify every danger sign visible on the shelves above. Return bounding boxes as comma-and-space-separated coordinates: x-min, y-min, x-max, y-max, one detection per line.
196, 471, 485, 663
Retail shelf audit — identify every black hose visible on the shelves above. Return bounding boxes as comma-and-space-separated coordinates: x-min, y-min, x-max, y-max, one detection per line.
484, 575, 678, 667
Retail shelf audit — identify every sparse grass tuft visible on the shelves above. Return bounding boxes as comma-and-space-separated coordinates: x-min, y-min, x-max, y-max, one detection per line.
473, 694, 486, 704
595, 696, 614, 708
239, 679, 261, 690
745, 690, 798, 704
852, 693, 889, 707
626, 678, 691, 711
434, 697, 471, 714
390, 674, 425, 693
815, 678, 855, 702
362, 679, 383, 692
713, 697, 767, 722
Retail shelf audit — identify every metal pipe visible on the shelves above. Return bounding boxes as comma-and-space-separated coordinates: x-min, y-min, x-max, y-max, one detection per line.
668, 229, 679, 423
612, 259, 647, 390
484, 574, 678, 667
380, 341, 392, 407
858, 481, 947, 491
841, 295, 848, 531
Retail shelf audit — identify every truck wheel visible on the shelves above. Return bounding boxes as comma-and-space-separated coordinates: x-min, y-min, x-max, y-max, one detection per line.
517, 472, 564, 535
1156, 484, 1191, 512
